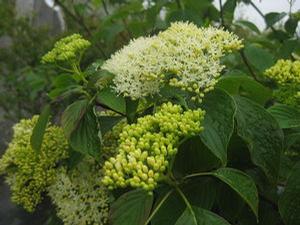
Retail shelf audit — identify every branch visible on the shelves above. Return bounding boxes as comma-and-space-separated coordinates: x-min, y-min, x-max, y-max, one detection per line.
248, 0, 278, 34
219, 0, 225, 27
101, 0, 110, 16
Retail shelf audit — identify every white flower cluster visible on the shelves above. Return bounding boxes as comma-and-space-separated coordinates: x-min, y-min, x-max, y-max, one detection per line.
48, 158, 109, 225
102, 22, 243, 101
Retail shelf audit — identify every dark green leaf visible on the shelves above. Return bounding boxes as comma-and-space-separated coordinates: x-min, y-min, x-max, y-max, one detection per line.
69, 107, 101, 157
126, 98, 139, 124
223, 0, 237, 24
265, 12, 287, 28
285, 18, 298, 34
174, 136, 220, 176
53, 74, 76, 88
30, 104, 51, 152
234, 96, 283, 183
99, 116, 124, 135
175, 206, 231, 225
110, 189, 153, 225
97, 88, 126, 114
244, 44, 275, 72
182, 178, 217, 210
212, 168, 259, 218
167, 9, 203, 26
268, 104, 300, 129
285, 133, 300, 150
61, 99, 89, 138
217, 75, 272, 105
234, 20, 260, 34
279, 162, 300, 225
200, 89, 236, 165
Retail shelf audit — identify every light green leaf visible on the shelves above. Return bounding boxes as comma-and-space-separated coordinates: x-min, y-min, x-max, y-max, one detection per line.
268, 104, 300, 129
234, 96, 283, 183
279, 162, 300, 225
212, 168, 259, 218
110, 189, 153, 225
200, 89, 236, 165
30, 104, 51, 152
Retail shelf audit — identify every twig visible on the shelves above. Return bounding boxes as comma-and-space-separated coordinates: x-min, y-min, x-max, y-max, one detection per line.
219, 0, 225, 27
101, 0, 110, 16
248, 0, 277, 34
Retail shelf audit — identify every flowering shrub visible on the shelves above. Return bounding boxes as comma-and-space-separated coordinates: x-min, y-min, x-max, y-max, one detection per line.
1, 5, 300, 225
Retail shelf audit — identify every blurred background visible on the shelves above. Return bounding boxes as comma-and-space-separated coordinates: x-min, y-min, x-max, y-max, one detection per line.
0, 0, 299, 224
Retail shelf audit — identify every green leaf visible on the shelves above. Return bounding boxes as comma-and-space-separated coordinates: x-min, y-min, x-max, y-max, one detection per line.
99, 116, 124, 135
285, 133, 300, 150
212, 168, 259, 218
30, 104, 51, 152
97, 87, 126, 114
268, 104, 300, 129
217, 75, 272, 105
234, 96, 283, 183
110, 189, 153, 225
175, 206, 231, 225
61, 99, 89, 138
69, 107, 101, 157
151, 189, 185, 225
167, 9, 203, 26
285, 18, 298, 34
126, 98, 139, 124
174, 136, 220, 176
265, 12, 287, 28
53, 74, 76, 87
182, 178, 217, 210
223, 0, 237, 24
244, 44, 275, 72
279, 162, 300, 225
234, 20, 260, 34
200, 89, 236, 165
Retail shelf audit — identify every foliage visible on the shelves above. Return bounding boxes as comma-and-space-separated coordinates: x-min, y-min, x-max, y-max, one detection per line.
1, 0, 300, 225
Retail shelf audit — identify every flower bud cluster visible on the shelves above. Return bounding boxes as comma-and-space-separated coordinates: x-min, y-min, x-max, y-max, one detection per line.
102, 22, 242, 101
102, 102, 205, 191
48, 157, 109, 225
265, 59, 300, 85
42, 34, 91, 63
265, 59, 300, 107
0, 116, 69, 212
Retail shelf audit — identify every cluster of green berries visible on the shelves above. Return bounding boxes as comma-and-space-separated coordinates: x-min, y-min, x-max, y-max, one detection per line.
0, 116, 69, 212
265, 59, 300, 107
102, 102, 205, 191
42, 34, 91, 63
